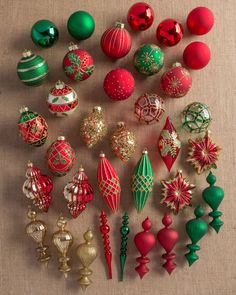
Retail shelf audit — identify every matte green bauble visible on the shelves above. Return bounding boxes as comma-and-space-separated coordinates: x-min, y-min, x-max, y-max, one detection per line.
67, 11, 95, 40
31, 19, 58, 48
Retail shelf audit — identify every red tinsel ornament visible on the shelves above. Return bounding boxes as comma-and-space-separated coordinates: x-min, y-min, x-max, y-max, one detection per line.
127, 2, 154, 31
156, 19, 183, 47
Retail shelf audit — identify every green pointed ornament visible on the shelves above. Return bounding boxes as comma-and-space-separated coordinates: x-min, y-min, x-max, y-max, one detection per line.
202, 172, 224, 233
119, 212, 130, 281
185, 205, 208, 266
131, 149, 154, 212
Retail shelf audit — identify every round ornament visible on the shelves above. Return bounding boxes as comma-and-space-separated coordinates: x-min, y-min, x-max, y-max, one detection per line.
160, 62, 192, 98
63, 43, 94, 81
134, 93, 165, 124
187, 7, 214, 35
156, 19, 183, 47
47, 80, 78, 117
67, 10, 95, 40
17, 50, 48, 86
103, 68, 135, 100
46, 136, 75, 176
31, 19, 59, 48
101, 21, 132, 59
127, 2, 154, 31
134, 44, 164, 75
18, 106, 48, 147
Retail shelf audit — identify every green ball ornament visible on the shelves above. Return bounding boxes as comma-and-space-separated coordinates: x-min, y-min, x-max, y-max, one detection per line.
67, 11, 95, 40
31, 19, 59, 48
134, 44, 164, 75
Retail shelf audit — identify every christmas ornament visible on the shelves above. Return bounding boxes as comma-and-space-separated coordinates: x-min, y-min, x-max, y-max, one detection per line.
18, 106, 48, 147
46, 136, 75, 176
158, 116, 181, 172
187, 131, 221, 174
101, 21, 132, 59
202, 172, 224, 233
22, 161, 53, 212
134, 93, 165, 124
99, 210, 112, 279
119, 212, 130, 281
134, 44, 164, 75
183, 41, 211, 70
47, 80, 78, 117
131, 149, 154, 212
81, 106, 107, 148
187, 7, 214, 35
63, 43, 94, 81
52, 216, 73, 277
63, 165, 93, 218
97, 152, 121, 212
185, 205, 208, 266
111, 122, 136, 161
156, 214, 179, 275
161, 170, 195, 214
31, 19, 58, 48
25, 207, 51, 264
134, 217, 156, 279
76, 229, 97, 290
67, 11, 95, 40
160, 63, 192, 98
103, 68, 135, 100
17, 50, 48, 86
182, 102, 212, 133
156, 19, 183, 47
127, 2, 154, 31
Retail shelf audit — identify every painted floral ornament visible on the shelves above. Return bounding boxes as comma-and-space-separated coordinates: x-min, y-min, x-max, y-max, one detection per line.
161, 170, 196, 213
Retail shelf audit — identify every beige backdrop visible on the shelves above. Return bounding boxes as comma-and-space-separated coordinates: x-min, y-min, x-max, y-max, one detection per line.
0, 0, 236, 294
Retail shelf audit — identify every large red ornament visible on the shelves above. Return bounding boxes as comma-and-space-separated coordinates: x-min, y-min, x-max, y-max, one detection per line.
101, 21, 132, 59
187, 7, 214, 35
127, 2, 154, 31
183, 41, 211, 70
156, 19, 183, 47
103, 68, 135, 100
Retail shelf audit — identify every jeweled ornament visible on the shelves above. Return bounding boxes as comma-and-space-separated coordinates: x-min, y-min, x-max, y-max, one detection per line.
156, 19, 183, 47
63, 43, 94, 81
127, 2, 154, 31
17, 49, 48, 86
187, 7, 214, 35
119, 212, 130, 281
18, 106, 48, 147
134, 44, 164, 75
47, 80, 78, 117
31, 19, 59, 48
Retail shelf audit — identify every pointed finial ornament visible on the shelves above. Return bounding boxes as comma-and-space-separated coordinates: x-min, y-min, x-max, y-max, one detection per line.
119, 212, 130, 281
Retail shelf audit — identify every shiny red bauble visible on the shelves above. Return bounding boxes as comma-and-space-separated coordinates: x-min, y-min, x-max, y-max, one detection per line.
101, 21, 132, 59
103, 68, 135, 100
183, 42, 211, 70
127, 2, 154, 31
156, 19, 184, 47
187, 7, 214, 35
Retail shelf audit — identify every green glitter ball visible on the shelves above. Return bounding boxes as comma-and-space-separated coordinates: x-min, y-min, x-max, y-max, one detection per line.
31, 19, 58, 48
133, 43, 164, 76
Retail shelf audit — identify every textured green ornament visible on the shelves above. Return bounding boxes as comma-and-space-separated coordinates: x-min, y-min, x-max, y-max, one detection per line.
31, 19, 58, 48
131, 149, 154, 212
119, 212, 130, 281
67, 11, 95, 40
134, 44, 164, 75
17, 50, 48, 86
202, 172, 224, 233
185, 205, 208, 266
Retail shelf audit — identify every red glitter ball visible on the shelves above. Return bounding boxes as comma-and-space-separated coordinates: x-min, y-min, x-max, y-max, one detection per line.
127, 2, 154, 31
156, 19, 184, 47
187, 7, 214, 35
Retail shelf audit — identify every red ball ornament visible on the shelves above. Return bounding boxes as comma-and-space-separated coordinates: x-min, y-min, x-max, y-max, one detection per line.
103, 68, 135, 100
156, 19, 183, 47
187, 7, 214, 35
101, 21, 132, 59
183, 41, 211, 70
127, 2, 154, 31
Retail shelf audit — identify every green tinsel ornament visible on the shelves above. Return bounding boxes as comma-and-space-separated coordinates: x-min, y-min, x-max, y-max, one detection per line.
119, 212, 130, 281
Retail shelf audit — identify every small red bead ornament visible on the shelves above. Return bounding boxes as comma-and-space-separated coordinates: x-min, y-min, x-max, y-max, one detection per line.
127, 2, 154, 31
156, 19, 183, 47
187, 7, 214, 35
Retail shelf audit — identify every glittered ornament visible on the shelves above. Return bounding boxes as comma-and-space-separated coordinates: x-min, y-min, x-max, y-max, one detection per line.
160, 63, 192, 98
63, 43, 94, 81
17, 49, 48, 86
81, 106, 107, 148
187, 7, 214, 35
103, 68, 135, 100
134, 93, 165, 125
119, 212, 130, 281
46, 136, 75, 176
18, 106, 48, 147
111, 122, 136, 161
156, 19, 183, 47
127, 2, 154, 31
101, 21, 132, 59
134, 44, 164, 75
31, 19, 58, 48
